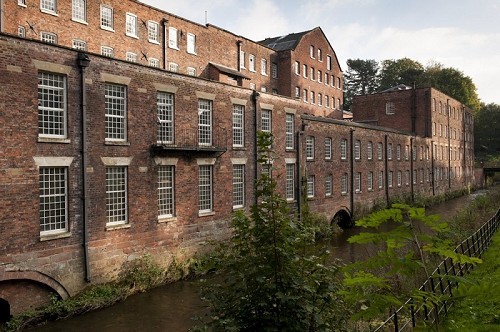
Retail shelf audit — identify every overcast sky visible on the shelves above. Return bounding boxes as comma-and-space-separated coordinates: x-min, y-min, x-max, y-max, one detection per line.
141, 0, 500, 105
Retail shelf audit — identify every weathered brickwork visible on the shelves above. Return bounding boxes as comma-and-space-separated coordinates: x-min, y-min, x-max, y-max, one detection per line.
0, 1, 476, 316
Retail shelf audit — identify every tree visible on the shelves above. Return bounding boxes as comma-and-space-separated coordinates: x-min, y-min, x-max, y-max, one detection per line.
474, 103, 500, 160
196, 132, 347, 331
344, 59, 379, 112
378, 58, 425, 91
430, 66, 480, 111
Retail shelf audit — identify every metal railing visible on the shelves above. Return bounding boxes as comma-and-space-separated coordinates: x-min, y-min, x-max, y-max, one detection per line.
373, 208, 500, 331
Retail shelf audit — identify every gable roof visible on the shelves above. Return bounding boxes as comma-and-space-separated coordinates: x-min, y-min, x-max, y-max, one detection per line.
259, 29, 312, 51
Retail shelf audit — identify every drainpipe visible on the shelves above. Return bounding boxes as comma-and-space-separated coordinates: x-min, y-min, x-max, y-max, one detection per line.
447, 99, 451, 189
161, 19, 168, 70
384, 135, 389, 207
77, 52, 91, 283
431, 140, 435, 196
410, 137, 414, 202
411, 83, 417, 134
462, 106, 466, 186
350, 129, 355, 218
0, 0, 4, 33
296, 122, 305, 222
252, 90, 260, 205
237, 40, 242, 72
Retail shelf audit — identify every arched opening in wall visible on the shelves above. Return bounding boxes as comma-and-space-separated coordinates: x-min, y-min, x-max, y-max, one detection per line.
0, 280, 58, 317
0, 298, 11, 323
332, 209, 353, 229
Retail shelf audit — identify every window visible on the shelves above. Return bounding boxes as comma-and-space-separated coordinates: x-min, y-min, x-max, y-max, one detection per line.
249, 54, 255, 72
355, 140, 361, 160
233, 104, 244, 147
310, 45, 315, 58
331, 75, 334, 87
149, 58, 160, 68
355, 172, 361, 193
341, 173, 348, 194
303, 64, 308, 78
377, 142, 383, 160
101, 46, 114, 57
41, 0, 57, 14
148, 21, 159, 43
199, 165, 213, 213
294, 86, 300, 98
318, 70, 322, 83
325, 137, 332, 160
286, 163, 295, 201
337, 98, 341, 110
39, 167, 68, 234
198, 99, 212, 146
72, 0, 86, 22
126, 52, 137, 63
327, 55, 332, 70
405, 145, 409, 160
187, 33, 196, 54
325, 174, 332, 196
388, 171, 393, 188
271, 63, 278, 79
337, 78, 341, 89
325, 95, 329, 107
168, 27, 178, 49
18, 26, 26, 37
261, 58, 268, 75
325, 73, 329, 85
240, 51, 245, 69
100, 5, 113, 30
126, 13, 138, 38
249, 83, 256, 90
396, 144, 401, 160
157, 92, 174, 144
406, 170, 410, 186
72, 39, 86, 50
379, 171, 384, 189
367, 141, 373, 160
386, 101, 395, 115
387, 143, 392, 160
285, 114, 294, 150
18, 0, 27, 6
41, 32, 57, 44
158, 166, 174, 217
307, 175, 315, 198
412, 145, 417, 161
303, 89, 308, 102
294, 61, 300, 75
341, 139, 347, 160
261, 109, 271, 133
105, 83, 127, 141
106, 167, 127, 225
38, 72, 66, 138
310, 67, 315, 80
306, 136, 315, 160
397, 171, 402, 187
317, 48, 322, 61
169, 62, 179, 72
233, 164, 245, 208
318, 93, 322, 106
368, 172, 373, 191
310, 91, 315, 104
413, 170, 417, 184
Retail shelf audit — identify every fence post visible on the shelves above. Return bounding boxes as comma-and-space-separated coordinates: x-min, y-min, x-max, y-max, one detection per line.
393, 307, 399, 332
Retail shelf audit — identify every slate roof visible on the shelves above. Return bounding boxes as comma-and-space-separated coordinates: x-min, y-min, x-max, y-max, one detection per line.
259, 30, 312, 51
209, 62, 250, 80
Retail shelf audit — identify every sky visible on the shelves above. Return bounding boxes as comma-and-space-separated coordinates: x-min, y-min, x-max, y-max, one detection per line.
141, 0, 500, 105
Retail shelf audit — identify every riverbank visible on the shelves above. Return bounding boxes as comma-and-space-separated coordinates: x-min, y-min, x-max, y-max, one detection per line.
440, 231, 500, 331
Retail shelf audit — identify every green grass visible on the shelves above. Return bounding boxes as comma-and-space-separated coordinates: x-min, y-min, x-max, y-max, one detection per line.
440, 230, 500, 331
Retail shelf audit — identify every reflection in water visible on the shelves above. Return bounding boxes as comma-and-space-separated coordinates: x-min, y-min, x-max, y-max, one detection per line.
31, 191, 486, 332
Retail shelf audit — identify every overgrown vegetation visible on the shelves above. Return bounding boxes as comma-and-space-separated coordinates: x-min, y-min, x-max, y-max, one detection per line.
194, 132, 347, 331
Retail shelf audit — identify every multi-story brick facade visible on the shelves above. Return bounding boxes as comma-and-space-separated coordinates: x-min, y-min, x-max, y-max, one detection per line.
0, 0, 475, 318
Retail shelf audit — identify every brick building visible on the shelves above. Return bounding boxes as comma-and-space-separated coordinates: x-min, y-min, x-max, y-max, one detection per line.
0, 0, 475, 317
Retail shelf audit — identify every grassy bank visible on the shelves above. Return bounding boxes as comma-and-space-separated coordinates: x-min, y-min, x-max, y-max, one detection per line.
440, 231, 500, 331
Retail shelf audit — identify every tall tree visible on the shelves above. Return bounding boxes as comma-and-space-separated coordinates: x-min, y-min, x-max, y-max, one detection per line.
378, 58, 425, 91
431, 67, 480, 111
343, 59, 379, 112
474, 103, 500, 160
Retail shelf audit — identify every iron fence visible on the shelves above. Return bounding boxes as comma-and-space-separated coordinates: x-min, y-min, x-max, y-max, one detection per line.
373, 208, 500, 331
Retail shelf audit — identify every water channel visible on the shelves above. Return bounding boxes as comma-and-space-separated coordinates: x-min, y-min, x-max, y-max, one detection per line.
31, 191, 489, 332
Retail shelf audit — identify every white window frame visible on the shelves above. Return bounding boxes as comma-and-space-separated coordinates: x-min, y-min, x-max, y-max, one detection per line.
378, 142, 383, 160
100, 5, 114, 31
318, 93, 322, 106
294, 86, 300, 99
41, 32, 57, 44
105, 83, 127, 142
286, 163, 295, 201
368, 172, 373, 191
148, 21, 160, 44
303, 64, 307, 78
325, 137, 332, 160
187, 67, 196, 76
294, 61, 300, 75
40, 0, 57, 14
379, 171, 384, 189
125, 13, 138, 38
198, 165, 213, 214
168, 27, 178, 49
355, 172, 361, 193
126, 52, 137, 63
261, 109, 271, 133
72, 39, 87, 50
149, 58, 160, 68
18, 25, 26, 37
39, 167, 68, 235
271, 62, 278, 79
187, 33, 196, 54
307, 175, 315, 198
355, 140, 361, 160
158, 165, 175, 218
240, 51, 246, 69
340, 139, 347, 160
168, 62, 179, 72
249, 54, 256, 72
261, 58, 268, 75
397, 171, 402, 187
198, 99, 213, 146
310, 45, 315, 58
306, 136, 315, 160
38, 72, 67, 139
317, 48, 322, 61
367, 141, 373, 160
106, 166, 128, 226
325, 174, 332, 197
101, 46, 114, 57
18, 0, 27, 7
341, 173, 348, 194
388, 171, 393, 188
406, 170, 410, 186
396, 144, 401, 160
233, 104, 244, 148
285, 113, 294, 150
318, 70, 322, 83
232, 164, 245, 209
327, 55, 332, 70
157, 92, 174, 144
386, 101, 395, 115
72, 0, 86, 23
387, 143, 393, 160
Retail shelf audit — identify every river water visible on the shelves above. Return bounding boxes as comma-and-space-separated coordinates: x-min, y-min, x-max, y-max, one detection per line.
30, 191, 487, 332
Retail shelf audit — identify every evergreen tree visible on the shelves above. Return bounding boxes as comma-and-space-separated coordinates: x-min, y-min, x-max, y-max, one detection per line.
344, 59, 379, 112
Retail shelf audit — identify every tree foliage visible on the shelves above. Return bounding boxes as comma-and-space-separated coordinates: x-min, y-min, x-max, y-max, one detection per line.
343, 57, 481, 112
196, 132, 347, 332
474, 102, 500, 160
